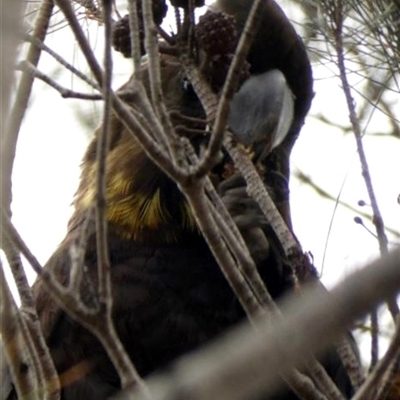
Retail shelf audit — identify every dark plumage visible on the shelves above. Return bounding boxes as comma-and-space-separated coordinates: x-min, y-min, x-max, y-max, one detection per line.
1, 1, 355, 399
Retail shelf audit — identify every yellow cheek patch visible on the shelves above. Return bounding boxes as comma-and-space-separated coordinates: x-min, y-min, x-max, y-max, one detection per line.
75, 162, 198, 241
79, 187, 95, 209
107, 189, 166, 236
109, 171, 133, 197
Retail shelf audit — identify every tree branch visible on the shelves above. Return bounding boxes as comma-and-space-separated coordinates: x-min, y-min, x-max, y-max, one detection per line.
119, 247, 400, 400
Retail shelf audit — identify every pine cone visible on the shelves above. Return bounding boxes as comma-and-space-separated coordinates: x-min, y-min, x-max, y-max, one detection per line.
112, 0, 168, 58
205, 54, 251, 92
170, 0, 205, 8
195, 10, 237, 56
112, 14, 132, 58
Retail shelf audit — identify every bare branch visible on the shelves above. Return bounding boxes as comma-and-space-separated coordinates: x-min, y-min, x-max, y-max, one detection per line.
16, 61, 101, 99
142, 0, 182, 164
22, 33, 100, 91
335, 336, 365, 391
127, 0, 143, 78
1, 0, 54, 216
2, 209, 150, 398
332, 0, 399, 322
353, 319, 400, 400
95, 0, 113, 309
55, 0, 184, 182
1, 261, 39, 400
192, 0, 268, 178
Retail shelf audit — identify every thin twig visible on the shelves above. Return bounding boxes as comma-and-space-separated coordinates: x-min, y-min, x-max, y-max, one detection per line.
2, 0, 54, 216
181, 141, 337, 400
0, 235, 60, 400
0, 261, 38, 400
370, 310, 379, 369
127, 0, 143, 79
335, 336, 365, 390
73, 0, 102, 21
96, 0, 113, 311
224, 135, 300, 258
69, 207, 95, 292
352, 319, 400, 400
23, 33, 100, 90
1, 1, 61, 398
183, 181, 262, 321
118, 84, 167, 145
182, 59, 300, 261
16, 60, 102, 99
3, 207, 151, 398
1, 0, 55, 351
1, 0, 23, 113
182, 138, 273, 311
55, 0, 103, 86
142, 0, 182, 165
55, 0, 185, 183
332, 0, 399, 323
193, 0, 266, 179
122, 247, 400, 400
376, 354, 400, 400
308, 359, 345, 400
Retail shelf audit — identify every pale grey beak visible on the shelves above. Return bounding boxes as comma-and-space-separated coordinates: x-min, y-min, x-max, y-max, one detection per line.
228, 69, 295, 161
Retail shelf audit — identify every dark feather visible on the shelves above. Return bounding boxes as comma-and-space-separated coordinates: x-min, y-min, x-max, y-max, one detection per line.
0, 2, 355, 400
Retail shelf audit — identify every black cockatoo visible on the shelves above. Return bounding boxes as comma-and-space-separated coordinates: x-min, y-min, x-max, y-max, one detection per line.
1, 1, 355, 399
